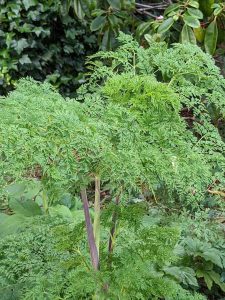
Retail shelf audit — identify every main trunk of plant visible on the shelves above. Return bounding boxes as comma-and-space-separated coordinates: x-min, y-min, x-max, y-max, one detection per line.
81, 189, 99, 270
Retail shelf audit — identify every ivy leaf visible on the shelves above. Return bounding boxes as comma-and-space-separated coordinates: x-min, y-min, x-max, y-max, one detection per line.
13, 38, 29, 54
204, 20, 218, 55
183, 14, 200, 28
158, 17, 174, 34
19, 54, 32, 65
181, 24, 196, 44
22, 0, 37, 11
90, 16, 106, 31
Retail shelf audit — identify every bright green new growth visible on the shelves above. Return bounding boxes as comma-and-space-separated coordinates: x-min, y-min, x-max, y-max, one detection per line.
0, 33, 225, 299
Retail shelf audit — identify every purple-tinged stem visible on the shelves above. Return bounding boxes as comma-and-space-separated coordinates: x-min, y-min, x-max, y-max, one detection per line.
81, 188, 99, 270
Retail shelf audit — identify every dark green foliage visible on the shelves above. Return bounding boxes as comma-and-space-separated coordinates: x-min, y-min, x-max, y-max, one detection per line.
0, 206, 206, 300
0, 0, 97, 96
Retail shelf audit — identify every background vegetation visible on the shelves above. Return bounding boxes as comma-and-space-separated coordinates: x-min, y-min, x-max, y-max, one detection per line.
1, 0, 224, 96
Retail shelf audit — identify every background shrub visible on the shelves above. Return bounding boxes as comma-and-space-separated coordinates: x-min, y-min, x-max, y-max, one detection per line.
0, 0, 97, 96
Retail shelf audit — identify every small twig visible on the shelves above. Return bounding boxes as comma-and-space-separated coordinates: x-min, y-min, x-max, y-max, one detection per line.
208, 189, 225, 198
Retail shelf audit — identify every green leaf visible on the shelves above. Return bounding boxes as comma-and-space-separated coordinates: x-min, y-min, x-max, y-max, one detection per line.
209, 270, 225, 292
90, 16, 106, 31
164, 3, 180, 16
183, 14, 201, 28
107, 0, 121, 10
71, 209, 85, 224
5, 182, 26, 196
101, 29, 110, 50
187, 8, 203, 19
9, 198, 42, 217
108, 14, 119, 29
74, 0, 85, 20
188, 0, 199, 9
214, 7, 223, 16
204, 272, 213, 290
158, 18, 174, 34
19, 54, 32, 65
202, 248, 223, 267
49, 205, 72, 220
14, 38, 29, 54
193, 26, 205, 42
22, 0, 37, 11
0, 214, 27, 237
164, 266, 198, 287
181, 24, 196, 44
204, 20, 218, 55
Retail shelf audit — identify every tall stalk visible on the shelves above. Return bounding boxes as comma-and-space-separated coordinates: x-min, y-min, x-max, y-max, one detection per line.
108, 193, 121, 254
94, 175, 101, 256
81, 188, 99, 270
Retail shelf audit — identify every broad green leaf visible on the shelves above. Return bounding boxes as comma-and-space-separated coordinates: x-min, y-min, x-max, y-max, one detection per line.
49, 205, 72, 220
0, 213, 9, 224
71, 209, 85, 224
193, 26, 205, 42
188, 0, 199, 8
22, 0, 37, 11
158, 18, 174, 34
164, 266, 198, 287
209, 270, 225, 292
108, 14, 119, 29
164, 3, 180, 16
183, 14, 201, 28
144, 34, 152, 44
214, 7, 223, 16
199, 0, 214, 16
74, 0, 85, 20
5, 182, 26, 196
0, 214, 27, 237
101, 29, 110, 50
9, 197, 42, 217
107, 0, 121, 10
204, 20, 218, 55
187, 8, 203, 19
90, 16, 106, 31
136, 22, 151, 38
202, 248, 223, 267
19, 54, 32, 65
204, 272, 213, 290
181, 24, 196, 44
14, 38, 29, 54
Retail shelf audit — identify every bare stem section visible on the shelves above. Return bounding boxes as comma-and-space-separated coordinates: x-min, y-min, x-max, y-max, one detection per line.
81, 188, 99, 270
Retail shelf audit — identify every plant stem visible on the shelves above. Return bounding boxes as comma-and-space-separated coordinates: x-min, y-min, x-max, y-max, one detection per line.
94, 175, 101, 256
81, 188, 99, 270
108, 193, 121, 254
42, 189, 48, 214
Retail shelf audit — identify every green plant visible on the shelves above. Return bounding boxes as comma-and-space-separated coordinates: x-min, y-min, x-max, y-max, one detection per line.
148, 0, 225, 55
1, 33, 225, 299
0, 0, 97, 96
0, 202, 207, 300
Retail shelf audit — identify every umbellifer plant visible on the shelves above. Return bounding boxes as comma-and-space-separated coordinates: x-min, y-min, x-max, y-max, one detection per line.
1, 33, 224, 280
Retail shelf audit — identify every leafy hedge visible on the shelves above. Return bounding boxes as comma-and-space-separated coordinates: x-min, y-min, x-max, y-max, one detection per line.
0, 0, 97, 96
